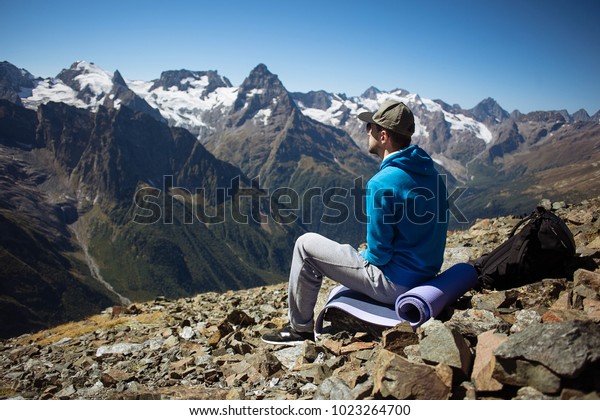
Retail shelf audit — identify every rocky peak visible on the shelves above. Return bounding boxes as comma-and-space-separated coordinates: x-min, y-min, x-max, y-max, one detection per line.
291, 90, 332, 111
231, 64, 296, 124
361, 86, 381, 99
572, 108, 591, 122
0, 61, 36, 105
469, 97, 510, 124
150, 69, 232, 95
111, 70, 128, 88
56, 61, 113, 106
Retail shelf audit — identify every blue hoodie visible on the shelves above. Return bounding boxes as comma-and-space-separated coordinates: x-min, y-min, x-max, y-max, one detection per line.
362, 145, 448, 288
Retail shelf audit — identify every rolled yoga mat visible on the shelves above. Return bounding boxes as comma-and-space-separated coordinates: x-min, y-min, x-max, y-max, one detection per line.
394, 263, 478, 328
314, 263, 478, 333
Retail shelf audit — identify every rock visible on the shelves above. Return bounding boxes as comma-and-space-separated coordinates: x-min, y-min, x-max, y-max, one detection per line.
249, 349, 283, 378
509, 309, 541, 333
332, 364, 368, 388
494, 320, 600, 380
314, 377, 353, 400
272, 346, 303, 371
350, 378, 374, 399
179, 326, 195, 340
446, 309, 504, 337
470, 290, 511, 311
226, 310, 256, 327
371, 349, 451, 399
418, 320, 473, 376
493, 358, 561, 394
293, 364, 330, 385
55, 384, 76, 399
381, 322, 418, 356
514, 386, 556, 400
542, 290, 589, 322
95, 342, 144, 358
471, 330, 508, 392
442, 247, 475, 270
571, 269, 600, 308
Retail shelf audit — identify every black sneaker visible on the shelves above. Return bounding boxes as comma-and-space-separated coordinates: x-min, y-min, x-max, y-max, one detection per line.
261, 324, 314, 346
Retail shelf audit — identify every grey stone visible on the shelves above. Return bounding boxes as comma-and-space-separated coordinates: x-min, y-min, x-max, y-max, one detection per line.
95, 343, 144, 358
493, 357, 562, 394
419, 320, 473, 376
272, 346, 303, 371
494, 320, 600, 379
446, 309, 504, 337
314, 377, 353, 400
514, 386, 557, 400
372, 349, 450, 400
509, 309, 541, 333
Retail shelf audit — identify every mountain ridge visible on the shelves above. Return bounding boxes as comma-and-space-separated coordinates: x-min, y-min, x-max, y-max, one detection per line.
1, 58, 600, 339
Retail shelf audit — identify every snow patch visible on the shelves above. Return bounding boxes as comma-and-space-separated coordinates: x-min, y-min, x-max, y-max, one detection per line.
129, 78, 238, 132
254, 108, 272, 126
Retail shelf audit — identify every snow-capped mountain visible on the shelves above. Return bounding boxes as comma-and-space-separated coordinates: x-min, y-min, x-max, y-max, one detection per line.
3, 59, 600, 219
14, 61, 491, 151
19, 61, 163, 122
293, 87, 493, 145
21, 61, 114, 110
128, 69, 237, 139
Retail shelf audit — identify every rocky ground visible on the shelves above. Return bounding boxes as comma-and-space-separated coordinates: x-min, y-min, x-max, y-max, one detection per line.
0, 197, 599, 400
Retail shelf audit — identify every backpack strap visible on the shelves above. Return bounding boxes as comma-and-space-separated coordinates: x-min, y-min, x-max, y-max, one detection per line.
509, 207, 545, 238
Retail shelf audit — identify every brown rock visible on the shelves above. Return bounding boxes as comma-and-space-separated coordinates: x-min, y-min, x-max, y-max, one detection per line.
226, 309, 256, 327
171, 356, 195, 371
340, 341, 377, 354
541, 308, 589, 323
382, 322, 418, 356
100, 368, 135, 387
572, 269, 600, 308
471, 330, 508, 392
332, 364, 368, 388
435, 363, 454, 388
321, 338, 342, 355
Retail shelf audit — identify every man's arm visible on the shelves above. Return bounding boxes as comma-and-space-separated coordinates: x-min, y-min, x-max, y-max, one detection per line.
362, 180, 396, 267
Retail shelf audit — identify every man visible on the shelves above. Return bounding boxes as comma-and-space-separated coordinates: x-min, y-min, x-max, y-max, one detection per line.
262, 100, 448, 345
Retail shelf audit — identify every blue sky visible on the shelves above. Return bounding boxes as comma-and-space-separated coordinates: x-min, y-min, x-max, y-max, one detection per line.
1, 0, 599, 114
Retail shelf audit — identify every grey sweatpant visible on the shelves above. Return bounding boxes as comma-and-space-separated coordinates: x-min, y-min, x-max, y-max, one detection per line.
288, 232, 411, 333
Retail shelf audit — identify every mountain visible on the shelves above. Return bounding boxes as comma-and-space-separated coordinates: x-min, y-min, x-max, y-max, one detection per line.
0, 61, 36, 106
128, 68, 236, 140
11, 60, 599, 224
15, 61, 165, 122
202, 64, 377, 242
291, 89, 600, 222
0, 97, 306, 338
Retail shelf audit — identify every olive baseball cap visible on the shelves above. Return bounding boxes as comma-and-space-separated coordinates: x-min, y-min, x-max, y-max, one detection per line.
358, 100, 415, 137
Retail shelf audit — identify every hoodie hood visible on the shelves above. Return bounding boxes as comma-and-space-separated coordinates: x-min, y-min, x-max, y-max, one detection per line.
380, 145, 434, 176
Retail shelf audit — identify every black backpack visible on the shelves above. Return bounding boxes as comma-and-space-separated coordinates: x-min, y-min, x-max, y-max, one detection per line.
470, 206, 576, 290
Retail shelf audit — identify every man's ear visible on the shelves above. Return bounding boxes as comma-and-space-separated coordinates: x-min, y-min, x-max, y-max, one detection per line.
379, 128, 389, 144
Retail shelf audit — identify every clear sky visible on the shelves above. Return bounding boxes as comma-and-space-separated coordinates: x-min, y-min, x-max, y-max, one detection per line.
1, 0, 599, 114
